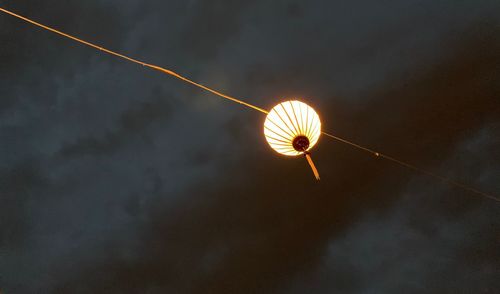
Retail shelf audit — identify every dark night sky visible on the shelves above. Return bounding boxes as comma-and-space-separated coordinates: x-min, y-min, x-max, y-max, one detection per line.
1, 0, 499, 293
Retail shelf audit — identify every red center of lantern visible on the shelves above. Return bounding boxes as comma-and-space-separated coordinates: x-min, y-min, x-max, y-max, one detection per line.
292, 135, 310, 152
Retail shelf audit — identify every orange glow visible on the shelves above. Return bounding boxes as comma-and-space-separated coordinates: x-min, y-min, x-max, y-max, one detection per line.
264, 100, 321, 156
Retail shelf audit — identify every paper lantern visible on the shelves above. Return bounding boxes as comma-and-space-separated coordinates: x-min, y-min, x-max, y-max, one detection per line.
264, 100, 321, 180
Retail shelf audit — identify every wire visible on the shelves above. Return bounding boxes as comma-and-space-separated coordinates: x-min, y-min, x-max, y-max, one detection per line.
0, 7, 269, 114
322, 132, 499, 202
1, 6, 498, 202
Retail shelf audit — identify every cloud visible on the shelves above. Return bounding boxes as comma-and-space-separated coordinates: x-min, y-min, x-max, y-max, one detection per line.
286, 126, 500, 294
0, 0, 499, 293
43, 25, 500, 293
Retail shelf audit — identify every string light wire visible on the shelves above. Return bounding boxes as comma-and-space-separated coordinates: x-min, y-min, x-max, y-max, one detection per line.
322, 132, 499, 202
1, 6, 498, 202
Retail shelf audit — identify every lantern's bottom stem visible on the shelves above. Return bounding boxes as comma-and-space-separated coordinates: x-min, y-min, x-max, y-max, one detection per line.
305, 153, 320, 180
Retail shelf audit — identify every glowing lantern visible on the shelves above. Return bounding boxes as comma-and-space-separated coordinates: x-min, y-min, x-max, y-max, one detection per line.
264, 100, 321, 180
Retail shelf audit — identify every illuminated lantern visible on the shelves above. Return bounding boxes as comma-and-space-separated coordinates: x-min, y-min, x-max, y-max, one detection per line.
264, 100, 321, 180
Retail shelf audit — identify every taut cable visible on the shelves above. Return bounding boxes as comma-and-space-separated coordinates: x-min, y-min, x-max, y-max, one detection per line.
1, 6, 497, 202
0, 7, 268, 114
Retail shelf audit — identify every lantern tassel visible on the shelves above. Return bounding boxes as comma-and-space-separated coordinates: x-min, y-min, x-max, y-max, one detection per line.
304, 153, 320, 180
